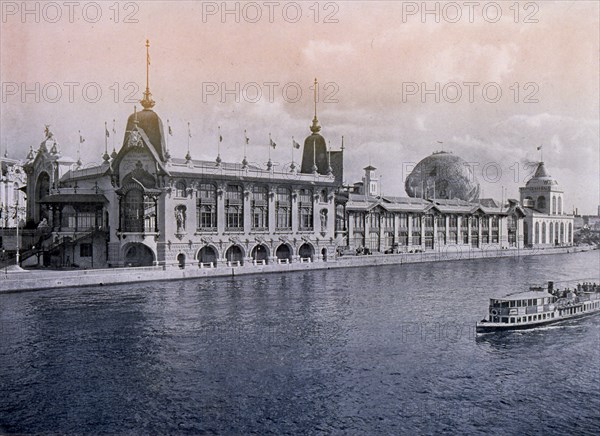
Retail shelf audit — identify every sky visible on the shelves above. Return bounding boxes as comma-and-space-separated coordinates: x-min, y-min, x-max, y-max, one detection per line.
1, 1, 598, 213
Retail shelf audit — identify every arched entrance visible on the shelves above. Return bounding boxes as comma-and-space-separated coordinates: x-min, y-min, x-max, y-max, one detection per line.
225, 245, 244, 265
275, 244, 292, 262
197, 246, 217, 265
299, 243, 314, 261
321, 247, 328, 262
177, 253, 186, 269
251, 244, 269, 263
123, 243, 154, 267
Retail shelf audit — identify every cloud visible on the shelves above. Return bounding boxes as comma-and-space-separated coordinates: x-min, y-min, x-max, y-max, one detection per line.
302, 40, 355, 62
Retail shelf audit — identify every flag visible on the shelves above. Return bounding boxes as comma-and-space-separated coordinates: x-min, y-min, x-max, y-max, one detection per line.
167, 120, 173, 136
79, 133, 85, 144
105, 126, 110, 138
292, 138, 301, 149
270, 138, 277, 149
219, 134, 223, 142
537, 145, 542, 150
112, 119, 116, 134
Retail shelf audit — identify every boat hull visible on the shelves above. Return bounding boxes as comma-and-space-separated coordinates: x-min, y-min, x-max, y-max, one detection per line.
476, 307, 600, 333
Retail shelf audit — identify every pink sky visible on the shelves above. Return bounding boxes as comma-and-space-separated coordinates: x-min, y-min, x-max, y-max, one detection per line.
1, 1, 598, 213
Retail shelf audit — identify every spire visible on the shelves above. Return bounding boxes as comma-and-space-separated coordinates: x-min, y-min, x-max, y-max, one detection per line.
310, 77, 321, 133
140, 39, 155, 109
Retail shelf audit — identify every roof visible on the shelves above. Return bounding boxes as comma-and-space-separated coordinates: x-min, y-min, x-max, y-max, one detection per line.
492, 290, 553, 301
40, 194, 108, 204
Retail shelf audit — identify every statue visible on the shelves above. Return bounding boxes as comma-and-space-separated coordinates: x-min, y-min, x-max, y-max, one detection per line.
320, 209, 328, 232
175, 207, 186, 233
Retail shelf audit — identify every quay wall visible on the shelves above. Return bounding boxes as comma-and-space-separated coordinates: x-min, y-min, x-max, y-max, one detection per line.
0, 246, 594, 294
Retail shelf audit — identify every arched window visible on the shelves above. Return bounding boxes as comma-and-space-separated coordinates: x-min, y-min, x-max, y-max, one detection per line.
558, 197, 562, 214
560, 222, 565, 243
549, 222, 554, 244
552, 197, 556, 215
535, 222, 540, 244
175, 181, 187, 198
542, 222, 547, 244
124, 188, 144, 232
536, 196, 546, 211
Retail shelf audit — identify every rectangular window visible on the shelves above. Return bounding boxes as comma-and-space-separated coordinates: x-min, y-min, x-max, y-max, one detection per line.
251, 186, 268, 231
196, 184, 217, 231
276, 188, 291, 230
80, 243, 92, 257
299, 189, 313, 230
226, 185, 243, 231
398, 214, 408, 229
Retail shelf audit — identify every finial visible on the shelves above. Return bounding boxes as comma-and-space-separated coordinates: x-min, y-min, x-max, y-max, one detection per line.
27, 145, 34, 160
327, 140, 333, 175
134, 105, 138, 124
310, 77, 321, 133
141, 39, 155, 109
242, 156, 248, 169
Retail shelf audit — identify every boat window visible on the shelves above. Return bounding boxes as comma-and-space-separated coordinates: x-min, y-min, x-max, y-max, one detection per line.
551, 313, 554, 318
502, 317, 508, 323
517, 300, 521, 307
528, 299, 532, 306
528, 316, 532, 321
517, 317, 521, 323
510, 318, 515, 323
502, 302, 509, 308
510, 301, 516, 308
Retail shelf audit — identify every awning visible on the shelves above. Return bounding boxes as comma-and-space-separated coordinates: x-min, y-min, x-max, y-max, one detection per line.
39, 194, 108, 204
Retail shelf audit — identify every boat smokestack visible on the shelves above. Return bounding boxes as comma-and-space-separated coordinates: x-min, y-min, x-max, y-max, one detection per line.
548, 281, 554, 293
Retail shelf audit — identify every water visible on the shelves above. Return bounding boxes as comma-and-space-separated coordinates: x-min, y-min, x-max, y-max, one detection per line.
1, 251, 599, 435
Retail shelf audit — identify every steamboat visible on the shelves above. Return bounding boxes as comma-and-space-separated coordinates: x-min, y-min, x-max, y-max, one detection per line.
476, 280, 600, 333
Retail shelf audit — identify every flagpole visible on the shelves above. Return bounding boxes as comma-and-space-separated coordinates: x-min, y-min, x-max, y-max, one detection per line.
268, 133, 272, 161
216, 126, 222, 166
112, 119, 116, 156
291, 136, 295, 165
166, 119, 170, 153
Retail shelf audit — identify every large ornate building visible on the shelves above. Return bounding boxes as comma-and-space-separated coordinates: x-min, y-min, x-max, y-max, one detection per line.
23, 47, 343, 269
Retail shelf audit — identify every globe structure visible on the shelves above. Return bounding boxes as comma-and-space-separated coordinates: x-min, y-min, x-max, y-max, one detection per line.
405, 151, 480, 202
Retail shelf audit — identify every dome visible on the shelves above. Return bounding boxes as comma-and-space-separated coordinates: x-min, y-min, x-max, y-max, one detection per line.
122, 108, 167, 161
525, 162, 558, 188
405, 151, 480, 202
301, 132, 328, 174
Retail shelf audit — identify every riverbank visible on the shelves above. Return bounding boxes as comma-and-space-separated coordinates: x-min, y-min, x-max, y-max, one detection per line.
0, 246, 595, 294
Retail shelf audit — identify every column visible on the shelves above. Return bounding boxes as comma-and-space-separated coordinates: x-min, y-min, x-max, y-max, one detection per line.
445, 215, 450, 245
407, 213, 413, 248
291, 190, 299, 232
467, 217, 472, 247
243, 190, 251, 234
268, 187, 276, 234
217, 188, 225, 235
420, 216, 425, 250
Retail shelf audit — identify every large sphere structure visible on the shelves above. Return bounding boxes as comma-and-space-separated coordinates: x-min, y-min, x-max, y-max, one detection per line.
405, 151, 480, 202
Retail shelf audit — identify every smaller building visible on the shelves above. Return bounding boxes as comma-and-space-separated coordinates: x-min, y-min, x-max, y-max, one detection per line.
520, 162, 574, 247
336, 165, 526, 254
